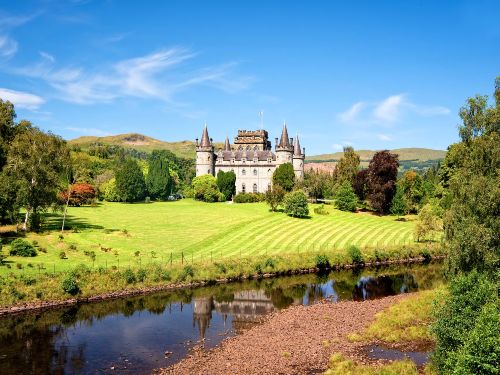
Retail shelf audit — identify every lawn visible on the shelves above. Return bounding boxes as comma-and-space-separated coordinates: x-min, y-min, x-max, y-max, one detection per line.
0, 199, 419, 275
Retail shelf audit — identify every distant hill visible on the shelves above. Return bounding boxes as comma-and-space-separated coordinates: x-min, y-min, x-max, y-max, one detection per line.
306, 148, 446, 162
68, 133, 198, 159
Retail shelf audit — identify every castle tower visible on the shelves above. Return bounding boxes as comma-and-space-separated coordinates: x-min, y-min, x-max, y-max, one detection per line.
193, 296, 213, 341
224, 136, 231, 151
275, 123, 293, 165
292, 132, 305, 179
195, 124, 215, 176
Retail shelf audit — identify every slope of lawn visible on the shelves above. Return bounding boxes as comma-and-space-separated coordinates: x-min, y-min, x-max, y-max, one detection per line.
0, 199, 420, 275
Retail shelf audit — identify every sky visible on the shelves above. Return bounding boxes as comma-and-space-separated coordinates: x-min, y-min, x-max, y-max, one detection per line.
0, 0, 498, 155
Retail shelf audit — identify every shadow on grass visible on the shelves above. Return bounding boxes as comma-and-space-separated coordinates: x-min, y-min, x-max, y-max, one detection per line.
43, 213, 105, 231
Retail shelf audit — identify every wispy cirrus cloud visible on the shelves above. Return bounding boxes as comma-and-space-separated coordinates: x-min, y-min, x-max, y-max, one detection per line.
9, 47, 253, 105
0, 35, 17, 58
0, 88, 45, 109
338, 94, 450, 125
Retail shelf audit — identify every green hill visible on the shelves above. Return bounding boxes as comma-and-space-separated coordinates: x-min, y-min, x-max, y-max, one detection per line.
306, 148, 446, 162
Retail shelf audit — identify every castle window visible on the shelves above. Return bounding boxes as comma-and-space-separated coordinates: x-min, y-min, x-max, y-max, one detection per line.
208, 155, 210, 161
242, 183, 246, 193
207, 169, 210, 174
267, 183, 271, 191
253, 169, 257, 176
242, 169, 246, 175
253, 183, 258, 193
268, 168, 272, 174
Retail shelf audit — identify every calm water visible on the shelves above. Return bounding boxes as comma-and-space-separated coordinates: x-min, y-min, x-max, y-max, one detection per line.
0, 262, 444, 375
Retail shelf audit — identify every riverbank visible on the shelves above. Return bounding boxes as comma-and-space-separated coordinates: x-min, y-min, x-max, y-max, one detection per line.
0, 249, 445, 315
0, 250, 445, 315
157, 294, 417, 375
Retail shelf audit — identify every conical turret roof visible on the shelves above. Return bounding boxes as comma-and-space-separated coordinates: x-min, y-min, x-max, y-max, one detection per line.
279, 123, 290, 147
294, 133, 302, 156
224, 136, 231, 151
200, 124, 211, 147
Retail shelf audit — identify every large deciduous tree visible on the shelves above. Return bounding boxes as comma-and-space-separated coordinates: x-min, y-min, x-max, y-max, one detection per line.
366, 150, 399, 214
115, 158, 147, 202
333, 146, 360, 187
443, 78, 499, 275
146, 150, 172, 200
398, 170, 424, 213
272, 163, 295, 191
5, 127, 69, 231
283, 190, 309, 218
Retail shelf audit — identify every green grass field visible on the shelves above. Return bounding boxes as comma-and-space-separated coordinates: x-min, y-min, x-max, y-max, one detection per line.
0, 199, 419, 275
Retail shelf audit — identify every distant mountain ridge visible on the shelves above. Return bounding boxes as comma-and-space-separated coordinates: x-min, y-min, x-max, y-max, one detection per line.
68, 133, 446, 162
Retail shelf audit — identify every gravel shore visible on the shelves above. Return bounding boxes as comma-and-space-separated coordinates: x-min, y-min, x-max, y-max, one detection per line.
158, 294, 409, 375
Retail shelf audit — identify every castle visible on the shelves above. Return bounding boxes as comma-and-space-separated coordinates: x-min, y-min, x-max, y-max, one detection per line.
195, 124, 305, 194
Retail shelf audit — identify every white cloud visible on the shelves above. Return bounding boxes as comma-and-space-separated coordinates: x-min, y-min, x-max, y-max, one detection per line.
0, 35, 17, 58
377, 133, 392, 141
39, 51, 55, 63
0, 88, 45, 109
9, 48, 252, 105
374, 94, 405, 122
338, 101, 365, 123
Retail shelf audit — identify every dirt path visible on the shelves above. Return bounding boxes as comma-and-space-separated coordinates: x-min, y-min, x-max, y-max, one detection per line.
157, 294, 409, 375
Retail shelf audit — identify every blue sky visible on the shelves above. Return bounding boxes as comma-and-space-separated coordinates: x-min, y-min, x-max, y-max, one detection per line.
0, 0, 498, 154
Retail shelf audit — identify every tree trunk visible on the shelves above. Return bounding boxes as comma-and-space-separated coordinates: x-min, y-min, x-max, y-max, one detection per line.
23, 209, 30, 231
61, 185, 72, 233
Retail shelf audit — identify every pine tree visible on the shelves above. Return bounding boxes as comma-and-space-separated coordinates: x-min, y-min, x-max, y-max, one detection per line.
115, 159, 147, 202
146, 151, 172, 200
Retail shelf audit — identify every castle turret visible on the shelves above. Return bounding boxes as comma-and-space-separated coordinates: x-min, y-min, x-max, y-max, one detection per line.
292, 132, 305, 179
196, 124, 215, 176
224, 136, 231, 151
275, 123, 293, 165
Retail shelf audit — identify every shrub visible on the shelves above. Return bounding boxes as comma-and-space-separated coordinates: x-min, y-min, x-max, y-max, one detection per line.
9, 239, 37, 257
11, 288, 26, 300
59, 251, 67, 259
137, 269, 147, 282
264, 257, 276, 269
283, 190, 309, 218
161, 271, 171, 281
315, 254, 330, 270
430, 271, 497, 374
335, 181, 358, 212
192, 175, 222, 202
214, 262, 227, 274
265, 185, 285, 211
234, 192, 265, 203
61, 275, 80, 295
347, 245, 363, 265
254, 263, 263, 274
313, 204, 330, 215
60, 183, 96, 206
123, 269, 136, 284
22, 276, 36, 286
420, 248, 432, 263
179, 265, 195, 281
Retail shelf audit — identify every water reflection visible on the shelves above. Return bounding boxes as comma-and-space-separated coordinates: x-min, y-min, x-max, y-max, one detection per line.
0, 262, 443, 375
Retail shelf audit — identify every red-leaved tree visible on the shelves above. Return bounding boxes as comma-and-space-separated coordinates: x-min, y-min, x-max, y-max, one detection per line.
60, 183, 96, 206
367, 151, 399, 213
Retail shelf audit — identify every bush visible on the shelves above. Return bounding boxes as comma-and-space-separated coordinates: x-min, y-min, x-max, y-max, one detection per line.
214, 262, 227, 274
61, 275, 80, 295
161, 271, 171, 281
234, 192, 265, 203
420, 248, 432, 263
264, 257, 275, 269
137, 269, 147, 282
192, 175, 222, 202
9, 239, 37, 257
102, 178, 121, 202
315, 254, 330, 270
313, 204, 330, 215
60, 183, 96, 206
335, 181, 358, 212
265, 185, 285, 211
254, 263, 263, 274
283, 190, 309, 218
431, 271, 497, 374
179, 265, 195, 281
347, 245, 363, 265
123, 269, 136, 284
59, 251, 67, 259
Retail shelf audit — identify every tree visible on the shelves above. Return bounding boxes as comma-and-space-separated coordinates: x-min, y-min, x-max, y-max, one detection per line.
216, 170, 236, 200
265, 184, 285, 211
192, 174, 223, 202
366, 150, 399, 214
353, 169, 369, 201
0, 99, 17, 170
283, 190, 309, 218
399, 170, 424, 213
115, 158, 147, 202
443, 78, 499, 274
302, 168, 333, 201
332, 146, 360, 186
390, 184, 406, 217
60, 183, 96, 206
272, 163, 295, 191
414, 204, 441, 242
5, 127, 69, 231
335, 181, 358, 212
146, 150, 172, 200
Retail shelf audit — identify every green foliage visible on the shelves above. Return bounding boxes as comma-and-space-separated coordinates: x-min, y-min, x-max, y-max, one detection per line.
115, 158, 147, 202
366, 150, 399, 214
179, 265, 195, 281
325, 353, 418, 375
146, 150, 173, 200
123, 269, 136, 284
264, 257, 276, 269
283, 190, 309, 217
265, 184, 285, 211
431, 271, 498, 374
192, 174, 222, 202
315, 254, 330, 269
272, 163, 295, 191
102, 178, 121, 201
216, 170, 236, 200
214, 262, 227, 274
234, 192, 265, 203
414, 204, 441, 242
303, 169, 334, 200
59, 251, 67, 259
390, 184, 406, 216
313, 204, 329, 215
399, 170, 424, 213
332, 146, 360, 186
9, 239, 37, 257
347, 245, 363, 265
335, 181, 358, 212
61, 275, 80, 295
136, 269, 147, 282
